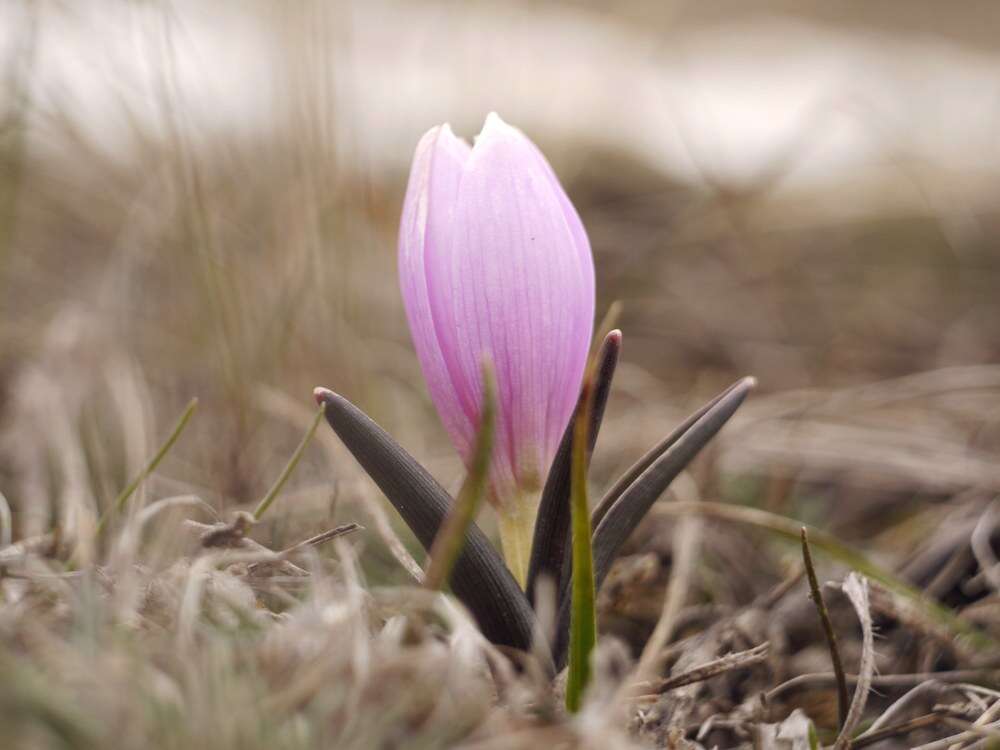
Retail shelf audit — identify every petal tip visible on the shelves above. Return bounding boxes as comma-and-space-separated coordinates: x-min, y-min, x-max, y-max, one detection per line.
434, 121, 472, 161
475, 111, 521, 149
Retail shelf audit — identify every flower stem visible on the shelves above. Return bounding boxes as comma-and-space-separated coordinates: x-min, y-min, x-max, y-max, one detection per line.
497, 495, 536, 588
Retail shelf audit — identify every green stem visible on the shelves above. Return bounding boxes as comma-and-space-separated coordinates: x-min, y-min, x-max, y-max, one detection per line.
497, 496, 536, 589
95, 398, 198, 536
566, 378, 597, 713
253, 401, 326, 521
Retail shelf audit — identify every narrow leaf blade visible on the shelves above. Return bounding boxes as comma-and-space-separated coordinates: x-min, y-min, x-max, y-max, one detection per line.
591, 377, 754, 591
314, 388, 535, 651
590, 377, 751, 530
566, 377, 597, 712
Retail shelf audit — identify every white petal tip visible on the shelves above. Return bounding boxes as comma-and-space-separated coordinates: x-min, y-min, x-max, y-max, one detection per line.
476, 111, 519, 146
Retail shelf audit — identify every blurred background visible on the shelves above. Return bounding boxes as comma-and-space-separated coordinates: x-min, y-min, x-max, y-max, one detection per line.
2, 0, 1000, 593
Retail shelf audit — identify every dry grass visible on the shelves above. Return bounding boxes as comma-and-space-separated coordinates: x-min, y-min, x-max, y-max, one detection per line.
3, 1, 1000, 747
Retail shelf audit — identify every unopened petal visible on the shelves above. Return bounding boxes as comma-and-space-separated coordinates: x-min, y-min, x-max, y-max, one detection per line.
424, 115, 594, 498
398, 125, 476, 459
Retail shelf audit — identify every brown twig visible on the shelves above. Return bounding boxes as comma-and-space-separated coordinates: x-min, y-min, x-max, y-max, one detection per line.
851, 712, 944, 749
802, 526, 850, 729
280, 523, 362, 555
912, 716, 1000, 749
630, 642, 770, 700
246, 523, 362, 575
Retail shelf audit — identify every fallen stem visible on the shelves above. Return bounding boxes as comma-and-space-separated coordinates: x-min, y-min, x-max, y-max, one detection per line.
280, 523, 362, 556
852, 713, 944, 749
630, 642, 770, 699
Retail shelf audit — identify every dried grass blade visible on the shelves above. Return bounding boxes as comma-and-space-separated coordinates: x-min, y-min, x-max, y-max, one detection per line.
833, 573, 875, 750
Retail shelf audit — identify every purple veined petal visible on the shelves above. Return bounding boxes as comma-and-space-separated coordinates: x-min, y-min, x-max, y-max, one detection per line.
508, 121, 596, 457
421, 113, 595, 502
398, 124, 477, 462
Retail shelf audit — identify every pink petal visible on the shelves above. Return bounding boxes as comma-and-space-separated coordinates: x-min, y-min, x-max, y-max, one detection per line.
422, 114, 594, 498
398, 124, 476, 459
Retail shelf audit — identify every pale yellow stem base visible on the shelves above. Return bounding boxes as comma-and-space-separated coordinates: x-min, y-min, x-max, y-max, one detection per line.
496, 492, 539, 589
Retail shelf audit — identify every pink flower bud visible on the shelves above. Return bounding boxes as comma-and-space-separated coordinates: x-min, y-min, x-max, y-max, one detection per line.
398, 113, 595, 542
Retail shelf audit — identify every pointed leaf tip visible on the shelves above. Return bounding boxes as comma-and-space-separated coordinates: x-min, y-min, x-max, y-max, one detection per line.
591, 377, 753, 589
314, 387, 336, 407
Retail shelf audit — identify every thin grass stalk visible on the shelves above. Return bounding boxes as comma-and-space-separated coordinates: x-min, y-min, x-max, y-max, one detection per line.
253, 401, 326, 521
95, 397, 198, 536
802, 527, 850, 729
424, 364, 496, 591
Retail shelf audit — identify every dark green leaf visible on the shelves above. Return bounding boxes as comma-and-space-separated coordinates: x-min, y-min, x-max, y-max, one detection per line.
590, 377, 754, 592
590, 378, 752, 530
551, 377, 754, 666
526, 330, 621, 606
314, 388, 535, 651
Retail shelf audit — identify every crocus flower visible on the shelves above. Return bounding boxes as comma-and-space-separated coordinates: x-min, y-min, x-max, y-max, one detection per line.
398, 113, 595, 586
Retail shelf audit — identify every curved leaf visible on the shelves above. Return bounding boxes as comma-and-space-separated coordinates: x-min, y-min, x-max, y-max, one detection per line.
314, 388, 535, 652
590, 378, 751, 530
551, 377, 754, 666
591, 377, 754, 593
